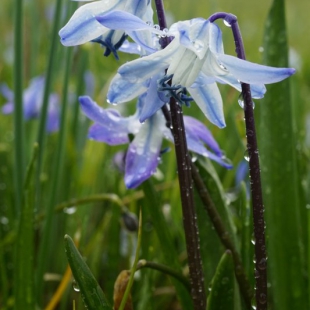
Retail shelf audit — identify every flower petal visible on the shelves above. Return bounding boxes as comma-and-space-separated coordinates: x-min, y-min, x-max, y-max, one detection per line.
124, 114, 163, 188
79, 95, 129, 132
0, 83, 14, 101
96, 10, 162, 34
184, 116, 222, 156
118, 38, 179, 82
139, 75, 167, 122
188, 77, 225, 128
46, 94, 60, 132
217, 53, 296, 84
88, 123, 129, 145
59, 1, 123, 46
107, 73, 148, 104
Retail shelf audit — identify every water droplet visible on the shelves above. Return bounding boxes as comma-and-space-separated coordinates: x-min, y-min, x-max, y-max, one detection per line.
258, 258, 267, 270
238, 97, 244, 108
64, 206, 77, 215
244, 150, 250, 162
192, 40, 204, 51
153, 24, 160, 30
219, 63, 228, 71
223, 19, 231, 27
258, 46, 264, 53
72, 279, 80, 292
161, 28, 169, 37
251, 237, 256, 245
259, 293, 267, 304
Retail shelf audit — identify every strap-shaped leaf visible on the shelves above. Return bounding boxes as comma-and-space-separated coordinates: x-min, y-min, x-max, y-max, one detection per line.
207, 251, 235, 310
64, 234, 113, 310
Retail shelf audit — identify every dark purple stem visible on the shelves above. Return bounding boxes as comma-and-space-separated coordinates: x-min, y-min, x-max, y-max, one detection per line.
210, 13, 268, 310
154, 1, 206, 309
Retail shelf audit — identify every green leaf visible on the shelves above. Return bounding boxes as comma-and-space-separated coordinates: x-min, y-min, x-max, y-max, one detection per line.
207, 251, 235, 310
258, 0, 307, 308
64, 234, 113, 310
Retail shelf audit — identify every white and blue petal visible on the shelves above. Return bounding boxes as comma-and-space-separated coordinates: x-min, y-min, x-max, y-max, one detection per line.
107, 73, 148, 104
184, 116, 222, 156
88, 123, 129, 144
59, 0, 125, 46
79, 95, 129, 132
188, 75, 225, 128
124, 113, 163, 188
118, 38, 179, 82
217, 53, 296, 84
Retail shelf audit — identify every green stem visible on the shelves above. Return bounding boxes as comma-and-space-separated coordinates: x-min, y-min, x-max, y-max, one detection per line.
13, 0, 25, 217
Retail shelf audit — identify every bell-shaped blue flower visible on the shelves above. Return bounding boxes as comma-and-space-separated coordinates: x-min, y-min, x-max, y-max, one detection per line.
59, 0, 153, 58
104, 16, 295, 127
79, 95, 232, 188
1, 76, 60, 132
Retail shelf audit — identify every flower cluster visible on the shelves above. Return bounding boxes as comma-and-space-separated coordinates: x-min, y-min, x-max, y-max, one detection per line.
59, 0, 295, 188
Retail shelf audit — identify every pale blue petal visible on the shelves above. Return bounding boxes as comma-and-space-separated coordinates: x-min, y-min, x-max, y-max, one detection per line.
184, 116, 222, 156
24, 77, 45, 119
139, 75, 166, 122
217, 53, 296, 84
59, 1, 123, 46
208, 22, 224, 54
188, 77, 225, 128
118, 38, 179, 81
79, 95, 129, 132
124, 114, 163, 188
215, 74, 266, 99
119, 40, 143, 55
107, 73, 148, 104
46, 94, 60, 132
0, 83, 14, 101
1, 102, 14, 114
88, 123, 129, 145
96, 10, 162, 34
126, 30, 157, 54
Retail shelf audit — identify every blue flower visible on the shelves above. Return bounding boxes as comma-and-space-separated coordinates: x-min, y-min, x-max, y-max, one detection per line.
79, 95, 231, 188
59, 0, 153, 58
1, 76, 60, 132
103, 17, 295, 127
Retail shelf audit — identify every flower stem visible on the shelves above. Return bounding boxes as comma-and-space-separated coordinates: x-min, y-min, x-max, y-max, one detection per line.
210, 13, 268, 310
154, 1, 206, 309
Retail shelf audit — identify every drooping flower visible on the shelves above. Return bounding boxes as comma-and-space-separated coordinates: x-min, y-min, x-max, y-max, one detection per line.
79, 95, 231, 188
101, 16, 295, 127
59, 0, 153, 58
1, 76, 60, 132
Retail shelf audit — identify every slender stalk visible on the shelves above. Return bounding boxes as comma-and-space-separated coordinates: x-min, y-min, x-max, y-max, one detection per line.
154, 1, 206, 309
191, 162, 253, 308
35, 42, 72, 303
13, 0, 25, 216
210, 13, 267, 310
137, 259, 191, 292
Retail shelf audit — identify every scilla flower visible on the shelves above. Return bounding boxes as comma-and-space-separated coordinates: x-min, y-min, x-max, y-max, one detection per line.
79, 95, 231, 188
59, 0, 153, 58
101, 16, 295, 127
1, 76, 60, 132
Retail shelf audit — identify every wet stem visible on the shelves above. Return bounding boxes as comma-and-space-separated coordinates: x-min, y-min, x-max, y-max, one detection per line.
154, 0, 206, 309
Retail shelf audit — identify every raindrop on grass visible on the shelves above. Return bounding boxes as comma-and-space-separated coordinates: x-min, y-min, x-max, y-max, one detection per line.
72, 279, 80, 292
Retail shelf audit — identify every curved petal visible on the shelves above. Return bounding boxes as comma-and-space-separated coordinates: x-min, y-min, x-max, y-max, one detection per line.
217, 53, 296, 84
124, 114, 163, 188
215, 74, 266, 99
0, 83, 14, 101
188, 78, 225, 128
79, 95, 129, 132
118, 38, 179, 82
88, 123, 129, 144
59, 1, 123, 46
139, 75, 167, 122
184, 116, 222, 156
107, 73, 148, 104
96, 10, 162, 34
46, 94, 60, 132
